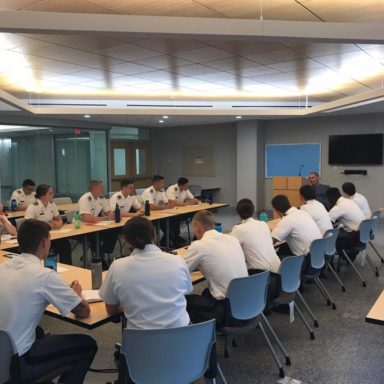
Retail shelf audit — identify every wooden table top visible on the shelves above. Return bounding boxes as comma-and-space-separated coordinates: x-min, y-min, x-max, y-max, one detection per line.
366, 290, 384, 326
0, 250, 204, 329
4, 203, 78, 219
159, 202, 228, 215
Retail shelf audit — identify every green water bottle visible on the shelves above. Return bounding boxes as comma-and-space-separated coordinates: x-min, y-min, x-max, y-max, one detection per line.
259, 210, 268, 222
74, 211, 81, 229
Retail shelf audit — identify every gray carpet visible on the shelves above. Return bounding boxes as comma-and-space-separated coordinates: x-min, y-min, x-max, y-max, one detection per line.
39, 207, 384, 383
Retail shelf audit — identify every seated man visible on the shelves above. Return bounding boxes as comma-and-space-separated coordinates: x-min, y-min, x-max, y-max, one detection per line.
342, 182, 371, 219
142, 175, 175, 246
78, 180, 117, 267
99, 217, 192, 329
308, 172, 330, 210
230, 198, 280, 273
271, 194, 322, 257
109, 178, 144, 218
166, 176, 199, 245
300, 185, 333, 235
0, 219, 97, 384
327, 187, 365, 257
184, 210, 248, 326
0, 203, 17, 236
10, 178, 36, 210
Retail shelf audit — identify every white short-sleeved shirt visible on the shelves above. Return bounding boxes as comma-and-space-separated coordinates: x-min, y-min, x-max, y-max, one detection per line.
99, 244, 192, 329
10, 188, 36, 208
166, 184, 194, 203
24, 199, 60, 222
78, 191, 110, 217
230, 218, 281, 273
109, 192, 142, 213
329, 197, 365, 232
184, 230, 248, 300
271, 207, 322, 256
0, 254, 81, 355
300, 199, 333, 235
142, 186, 168, 206
351, 193, 371, 219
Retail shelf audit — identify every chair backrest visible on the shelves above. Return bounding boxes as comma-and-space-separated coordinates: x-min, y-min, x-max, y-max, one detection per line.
65, 210, 76, 224
120, 320, 215, 384
309, 237, 328, 269
278, 255, 305, 293
135, 188, 145, 196
359, 219, 375, 244
226, 271, 270, 320
53, 197, 72, 205
189, 185, 202, 197
0, 330, 17, 384
323, 228, 340, 256
370, 210, 381, 234
15, 218, 26, 230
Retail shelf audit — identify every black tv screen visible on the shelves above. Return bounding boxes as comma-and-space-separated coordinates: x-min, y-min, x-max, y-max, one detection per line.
329, 134, 383, 165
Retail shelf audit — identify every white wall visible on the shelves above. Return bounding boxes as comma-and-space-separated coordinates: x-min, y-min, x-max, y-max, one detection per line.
263, 113, 384, 211
151, 123, 237, 205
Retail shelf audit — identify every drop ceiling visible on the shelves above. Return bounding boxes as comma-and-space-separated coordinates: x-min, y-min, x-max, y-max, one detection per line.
0, 0, 383, 127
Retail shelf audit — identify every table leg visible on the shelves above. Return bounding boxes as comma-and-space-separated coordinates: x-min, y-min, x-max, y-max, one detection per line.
166, 217, 170, 251
82, 235, 87, 268
95, 231, 101, 260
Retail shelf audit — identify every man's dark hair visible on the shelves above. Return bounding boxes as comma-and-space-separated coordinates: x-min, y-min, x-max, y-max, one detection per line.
177, 177, 189, 186
18, 219, 51, 254
326, 187, 341, 209
309, 171, 319, 177
22, 179, 35, 187
342, 182, 356, 196
123, 217, 154, 250
271, 195, 291, 214
121, 178, 134, 189
35, 184, 51, 199
236, 198, 255, 220
152, 175, 164, 183
300, 185, 317, 201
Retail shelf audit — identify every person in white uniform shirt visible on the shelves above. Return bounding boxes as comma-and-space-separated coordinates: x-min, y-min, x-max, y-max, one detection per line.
10, 178, 36, 210
0, 219, 97, 384
271, 194, 322, 257
0, 203, 17, 236
25, 184, 72, 264
78, 180, 118, 268
327, 187, 365, 259
342, 182, 372, 219
142, 175, 175, 247
109, 178, 144, 218
230, 198, 280, 273
99, 216, 192, 329
184, 210, 248, 326
299, 185, 333, 235
166, 176, 199, 246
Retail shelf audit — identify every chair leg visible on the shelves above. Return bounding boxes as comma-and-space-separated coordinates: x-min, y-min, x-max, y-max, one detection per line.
296, 291, 319, 328
293, 302, 315, 340
365, 252, 379, 276
223, 335, 229, 358
312, 276, 332, 307
314, 277, 337, 310
217, 363, 228, 384
369, 241, 384, 263
342, 250, 367, 287
258, 322, 285, 378
261, 313, 291, 366
327, 261, 346, 292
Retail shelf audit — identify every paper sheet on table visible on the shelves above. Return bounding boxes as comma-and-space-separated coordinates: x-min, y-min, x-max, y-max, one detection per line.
82, 290, 102, 303
51, 228, 73, 233
93, 221, 114, 226
1, 234, 13, 241
4, 239, 18, 245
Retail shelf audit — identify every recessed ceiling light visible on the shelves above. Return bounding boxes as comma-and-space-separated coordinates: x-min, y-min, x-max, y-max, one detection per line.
159, 120, 164, 123
84, 114, 91, 118
236, 115, 242, 119
163, 115, 169, 119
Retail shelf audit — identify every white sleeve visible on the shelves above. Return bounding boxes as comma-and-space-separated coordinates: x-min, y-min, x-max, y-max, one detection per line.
229, 225, 242, 244
271, 218, 292, 242
142, 190, 154, 204
184, 242, 204, 272
78, 196, 92, 215
102, 198, 110, 213
161, 191, 169, 204
166, 187, 176, 201
132, 196, 142, 210
109, 195, 118, 211
180, 261, 193, 294
186, 189, 194, 200
329, 205, 342, 223
10, 191, 20, 204
24, 205, 36, 219
52, 203, 60, 218
99, 264, 119, 305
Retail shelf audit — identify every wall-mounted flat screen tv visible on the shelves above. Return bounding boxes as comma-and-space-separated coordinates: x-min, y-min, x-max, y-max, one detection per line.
328, 134, 383, 165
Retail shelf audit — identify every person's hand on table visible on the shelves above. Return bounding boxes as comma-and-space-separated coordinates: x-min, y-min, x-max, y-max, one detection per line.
51, 220, 62, 229
133, 210, 144, 217
70, 280, 83, 296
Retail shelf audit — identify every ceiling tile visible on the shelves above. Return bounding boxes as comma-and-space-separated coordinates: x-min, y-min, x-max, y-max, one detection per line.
133, 55, 192, 70
134, 38, 208, 54
174, 46, 233, 63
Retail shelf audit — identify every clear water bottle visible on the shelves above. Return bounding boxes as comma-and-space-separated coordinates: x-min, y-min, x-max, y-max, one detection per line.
10, 199, 17, 212
259, 210, 268, 222
74, 211, 81, 229
145, 200, 151, 216
115, 203, 121, 223
91, 258, 102, 289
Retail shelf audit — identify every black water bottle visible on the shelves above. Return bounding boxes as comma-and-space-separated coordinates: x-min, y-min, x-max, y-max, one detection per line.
115, 203, 121, 223
145, 200, 150, 216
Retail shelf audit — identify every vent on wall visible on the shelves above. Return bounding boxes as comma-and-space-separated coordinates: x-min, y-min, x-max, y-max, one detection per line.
126, 104, 213, 108
28, 103, 108, 106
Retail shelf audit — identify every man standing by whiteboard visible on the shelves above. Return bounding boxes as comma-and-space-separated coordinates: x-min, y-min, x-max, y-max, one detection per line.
308, 171, 331, 210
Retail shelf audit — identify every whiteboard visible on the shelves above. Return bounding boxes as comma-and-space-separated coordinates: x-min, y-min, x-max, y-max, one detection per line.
265, 143, 321, 178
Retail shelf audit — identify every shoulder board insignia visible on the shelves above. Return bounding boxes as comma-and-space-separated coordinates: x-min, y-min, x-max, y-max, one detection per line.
174, 187, 178, 191
87, 196, 92, 201
17, 190, 22, 194
150, 189, 154, 193
117, 195, 122, 199
33, 202, 38, 206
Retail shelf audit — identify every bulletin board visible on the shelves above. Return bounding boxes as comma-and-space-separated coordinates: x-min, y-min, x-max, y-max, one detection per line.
183, 145, 215, 176
265, 143, 321, 178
